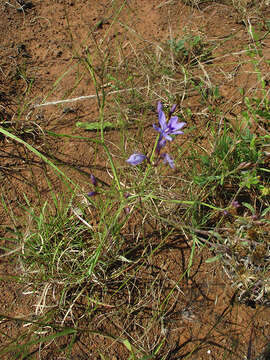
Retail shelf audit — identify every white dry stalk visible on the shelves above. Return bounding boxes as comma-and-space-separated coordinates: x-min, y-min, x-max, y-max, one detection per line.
56, 246, 73, 273
33, 87, 147, 108
61, 288, 84, 326
0, 246, 21, 257
34, 282, 51, 316
71, 206, 94, 230
106, 166, 126, 188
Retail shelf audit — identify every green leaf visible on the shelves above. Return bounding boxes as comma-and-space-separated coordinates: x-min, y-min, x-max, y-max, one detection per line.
242, 202, 255, 214
0, 127, 75, 188
205, 254, 222, 263
76, 121, 119, 131
261, 206, 270, 217
117, 255, 133, 263
123, 339, 133, 352
0, 328, 76, 356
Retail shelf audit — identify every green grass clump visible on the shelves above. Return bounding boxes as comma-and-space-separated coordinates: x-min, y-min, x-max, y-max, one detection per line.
194, 127, 265, 187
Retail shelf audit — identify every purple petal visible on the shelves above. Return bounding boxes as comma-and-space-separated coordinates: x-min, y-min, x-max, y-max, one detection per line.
173, 121, 186, 131
87, 191, 97, 197
163, 133, 173, 141
157, 137, 166, 151
168, 118, 186, 136
126, 153, 146, 166
90, 174, 97, 186
153, 124, 162, 133
159, 137, 166, 147
171, 130, 184, 135
158, 109, 167, 130
168, 117, 186, 130
168, 116, 179, 128
231, 200, 240, 208
157, 101, 163, 113
124, 206, 131, 214
170, 104, 177, 114
161, 153, 175, 168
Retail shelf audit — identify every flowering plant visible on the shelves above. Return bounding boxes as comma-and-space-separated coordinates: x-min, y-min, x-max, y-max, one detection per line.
126, 101, 186, 168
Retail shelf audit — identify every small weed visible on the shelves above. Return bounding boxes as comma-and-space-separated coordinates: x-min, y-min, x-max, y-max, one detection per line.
193, 125, 264, 188
168, 33, 213, 66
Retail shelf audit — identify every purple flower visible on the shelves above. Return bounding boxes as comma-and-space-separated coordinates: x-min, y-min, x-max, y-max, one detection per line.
126, 153, 146, 166
124, 193, 131, 214
161, 153, 175, 168
90, 174, 97, 186
169, 104, 177, 116
124, 206, 130, 214
156, 136, 166, 153
153, 101, 186, 142
231, 200, 240, 208
87, 191, 97, 197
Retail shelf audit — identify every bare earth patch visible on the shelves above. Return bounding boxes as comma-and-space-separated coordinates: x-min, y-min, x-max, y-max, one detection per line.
1, 0, 270, 359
